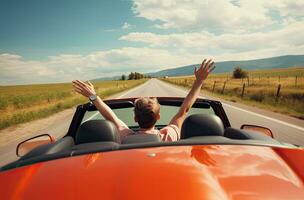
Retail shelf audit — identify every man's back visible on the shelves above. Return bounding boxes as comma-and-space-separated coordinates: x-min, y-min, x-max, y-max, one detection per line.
119, 124, 180, 142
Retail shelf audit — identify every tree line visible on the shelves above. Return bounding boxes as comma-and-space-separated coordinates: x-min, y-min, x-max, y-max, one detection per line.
121, 72, 151, 80
121, 67, 247, 80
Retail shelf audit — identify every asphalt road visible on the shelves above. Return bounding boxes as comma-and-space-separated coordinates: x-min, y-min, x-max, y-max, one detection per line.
1, 78, 303, 167
115, 79, 304, 145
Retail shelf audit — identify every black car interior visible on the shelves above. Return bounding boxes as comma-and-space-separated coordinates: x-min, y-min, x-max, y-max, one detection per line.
1, 111, 285, 172
76, 120, 120, 144
181, 114, 225, 138
20, 136, 74, 161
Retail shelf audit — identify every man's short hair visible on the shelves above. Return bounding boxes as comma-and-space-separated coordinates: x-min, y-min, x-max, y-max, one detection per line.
134, 97, 160, 128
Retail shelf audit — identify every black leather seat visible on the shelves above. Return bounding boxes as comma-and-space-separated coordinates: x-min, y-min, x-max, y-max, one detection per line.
75, 120, 119, 144
181, 114, 224, 139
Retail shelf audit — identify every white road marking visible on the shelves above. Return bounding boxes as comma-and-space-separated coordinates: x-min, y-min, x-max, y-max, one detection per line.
160, 79, 304, 132
221, 103, 304, 132
83, 112, 99, 123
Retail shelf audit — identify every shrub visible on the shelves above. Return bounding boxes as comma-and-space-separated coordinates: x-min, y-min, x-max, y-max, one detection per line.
249, 93, 265, 102
0, 98, 8, 110
128, 72, 145, 80
233, 67, 248, 79
121, 74, 126, 80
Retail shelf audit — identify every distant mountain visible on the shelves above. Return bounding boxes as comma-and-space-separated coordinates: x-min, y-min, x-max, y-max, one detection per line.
91, 55, 304, 81
148, 55, 304, 77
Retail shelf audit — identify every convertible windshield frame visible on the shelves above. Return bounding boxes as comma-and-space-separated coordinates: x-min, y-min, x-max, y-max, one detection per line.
66, 97, 231, 139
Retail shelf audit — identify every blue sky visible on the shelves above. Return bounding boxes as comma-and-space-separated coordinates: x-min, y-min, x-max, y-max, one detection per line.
0, 0, 135, 59
0, 0, 303, 85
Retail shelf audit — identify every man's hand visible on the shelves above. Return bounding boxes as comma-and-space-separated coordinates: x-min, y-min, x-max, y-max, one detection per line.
169, 58, 216, 132
194, 59, 215, 83
72, 80, 96, 97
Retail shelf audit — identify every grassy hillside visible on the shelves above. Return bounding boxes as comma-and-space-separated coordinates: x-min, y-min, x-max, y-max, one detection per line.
149, 55, 304, 77
0, 79, 146, 130
163, 67, 304, 118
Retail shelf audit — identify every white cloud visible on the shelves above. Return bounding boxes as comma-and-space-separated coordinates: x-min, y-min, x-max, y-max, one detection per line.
122, 22, 132, 30
2, 16, 304, 85
0, 48, 204, 85
132, 0, 303, 31
102, 47, 202, 68
0, 54, 56, 84
271, 0, 304, 17
1, 0, 303, 85
120, 21, 304, 59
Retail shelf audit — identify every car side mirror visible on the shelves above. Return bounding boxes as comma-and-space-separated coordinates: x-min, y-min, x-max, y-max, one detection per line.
241, 124, 274, 138
16, 134, 55, 157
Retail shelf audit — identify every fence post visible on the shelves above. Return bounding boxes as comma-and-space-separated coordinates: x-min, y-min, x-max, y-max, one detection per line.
247, 77, 250, 86
212, 81, 216, 93
222, 81, 226, 94
241, 83, 245, 98
275, 84, 281, 102
295, 76, 298, 87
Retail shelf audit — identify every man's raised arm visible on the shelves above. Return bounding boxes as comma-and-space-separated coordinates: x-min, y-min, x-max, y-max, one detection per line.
72, 80, 128, 130
169, 59, 215, 130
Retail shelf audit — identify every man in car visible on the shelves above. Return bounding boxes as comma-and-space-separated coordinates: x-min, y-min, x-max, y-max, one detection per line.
72, 59, 215, 142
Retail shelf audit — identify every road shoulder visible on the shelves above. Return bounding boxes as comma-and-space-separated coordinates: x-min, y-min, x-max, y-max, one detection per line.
160, 79, 304, 128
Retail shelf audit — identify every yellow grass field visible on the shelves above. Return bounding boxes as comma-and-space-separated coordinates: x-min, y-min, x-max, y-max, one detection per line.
163, 67, 304, 119
0, 79, 146, 130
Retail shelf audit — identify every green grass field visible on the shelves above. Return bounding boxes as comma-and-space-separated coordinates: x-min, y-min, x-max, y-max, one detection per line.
163, 67, 304, 119
0, 79, 146, 130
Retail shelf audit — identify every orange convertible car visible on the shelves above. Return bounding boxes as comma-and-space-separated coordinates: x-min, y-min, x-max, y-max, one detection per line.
1, 97, 304, 200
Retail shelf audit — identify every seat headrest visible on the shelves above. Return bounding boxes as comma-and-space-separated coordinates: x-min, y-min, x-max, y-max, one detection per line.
76, 120, 119, 144
181, 114, 224, 139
